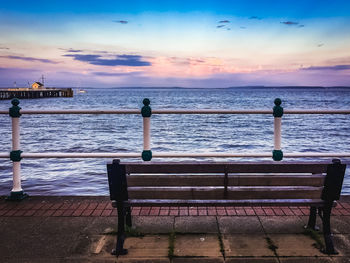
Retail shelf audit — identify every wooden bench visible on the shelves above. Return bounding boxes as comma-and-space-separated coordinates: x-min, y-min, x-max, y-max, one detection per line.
107, 159, 346, 256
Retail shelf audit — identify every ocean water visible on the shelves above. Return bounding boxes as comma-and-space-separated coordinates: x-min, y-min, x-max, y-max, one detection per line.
1, 87, 350, 195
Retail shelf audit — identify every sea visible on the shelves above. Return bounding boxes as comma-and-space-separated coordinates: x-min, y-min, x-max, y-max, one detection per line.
1, 87, 350, 196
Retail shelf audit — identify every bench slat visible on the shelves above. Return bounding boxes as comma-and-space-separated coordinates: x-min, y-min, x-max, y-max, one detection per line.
126, 174, 325, 187
127, 186, 322, 200
233, 175, 325, 186
126, 199, 327, 207
123, 162, 328, 174
127, 175, 225, 186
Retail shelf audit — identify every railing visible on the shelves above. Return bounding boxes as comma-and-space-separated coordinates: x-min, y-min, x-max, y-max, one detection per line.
1, 98, 350, 200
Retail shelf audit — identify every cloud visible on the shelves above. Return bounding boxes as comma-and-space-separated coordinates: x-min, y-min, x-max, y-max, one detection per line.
93, 71, 142, 76
216, 25, 225, 28
317, 43, 324, 47
249, 16, 262, 20
113, 20, 128, 24
280, 21, 305, 27
281, 21, 298, 25
0, 55, 58, 64
64, 54, 151, 66
0, 46, 9, 50
66, 48, 83, 53
301, 65, 350, 71
219, 20, 230, 23
240, 26, 247, 29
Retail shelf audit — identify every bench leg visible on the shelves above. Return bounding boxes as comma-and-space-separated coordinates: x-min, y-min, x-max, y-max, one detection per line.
112, 201, 128, 256
126, 205, 132, 227
305, 206, 319, 230
321, 202, 338, 255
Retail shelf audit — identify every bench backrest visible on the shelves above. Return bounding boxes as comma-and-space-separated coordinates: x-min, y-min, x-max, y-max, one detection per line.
107, 161, 346, 204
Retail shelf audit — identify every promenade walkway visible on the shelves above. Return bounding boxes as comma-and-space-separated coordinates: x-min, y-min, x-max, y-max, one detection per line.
1, 196, 350, 262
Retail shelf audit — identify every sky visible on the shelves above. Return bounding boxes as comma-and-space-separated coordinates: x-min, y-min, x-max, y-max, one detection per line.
0, 0, 350, 88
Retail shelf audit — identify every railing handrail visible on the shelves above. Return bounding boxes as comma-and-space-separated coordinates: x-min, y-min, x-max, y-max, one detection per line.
1, 152, 350, 158
1, 109, 350, 114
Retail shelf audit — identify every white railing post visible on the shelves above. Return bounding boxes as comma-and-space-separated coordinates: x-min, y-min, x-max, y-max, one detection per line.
7, 99, 28, 200
141, 98, 152, 161
272, 98, 283, 161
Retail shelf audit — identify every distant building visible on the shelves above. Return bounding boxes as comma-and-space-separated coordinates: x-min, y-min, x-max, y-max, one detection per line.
31, 82, 44, 89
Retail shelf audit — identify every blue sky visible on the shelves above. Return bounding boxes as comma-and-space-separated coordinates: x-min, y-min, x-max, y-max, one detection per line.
0, 0, 349, 87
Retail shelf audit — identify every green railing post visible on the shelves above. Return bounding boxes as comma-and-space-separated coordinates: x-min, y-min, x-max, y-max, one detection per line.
141, 98, 152, 161
7, 98, 28, 200
272, 98, 283, 161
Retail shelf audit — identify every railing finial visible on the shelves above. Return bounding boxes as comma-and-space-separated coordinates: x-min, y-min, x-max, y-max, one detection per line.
273, 98, 283, 117
9, 98, 21, 118
141, 98, 152, 117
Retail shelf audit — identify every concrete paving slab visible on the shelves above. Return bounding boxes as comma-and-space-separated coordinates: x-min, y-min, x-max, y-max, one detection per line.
259, 216, 305, 234
217, 216, 264, 234
279, 257, 333, 263
222, 234, 275, 257
225, 258, 278, 263
268, 234, 326, 257
174, 234, 222, 257
87, 234, 170, 263
330, 216, 350, 234
333, 234, 350, 256
174, 216, 217, 233
331, 257, 350, 263
117, 259, 169, 263
173, 258, 223, 263
89, 234, 114, 255
131, 216, 174, 234
120, 235, 169, 259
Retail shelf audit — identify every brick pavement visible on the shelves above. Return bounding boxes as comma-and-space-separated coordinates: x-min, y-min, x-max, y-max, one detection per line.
1, 196, 350, 217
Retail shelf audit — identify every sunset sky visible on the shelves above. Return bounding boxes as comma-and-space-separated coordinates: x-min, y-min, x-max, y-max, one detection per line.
0, 0, 350, 87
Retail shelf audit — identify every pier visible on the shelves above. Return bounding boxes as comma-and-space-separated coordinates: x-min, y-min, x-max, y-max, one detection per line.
0, 88, 73, 100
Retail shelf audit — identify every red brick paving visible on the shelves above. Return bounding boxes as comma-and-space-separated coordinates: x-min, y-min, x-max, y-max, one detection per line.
62, 209, 75, 216
244, 208, 256, 216
235, 208, 246, 216
101, 209, 112, 217
198, 208, 207, 216
159, 209, 169, 216
216, 208, 227, 216
72, 209, 84, 217
226, 208, 237, 216
179, 209, 189, 216
253, 208, 265, 216
189, 208, 198, 216
1, 197, 350, 217
150, 207, 160, 216
272, 208, 285, 216
92, 209, 103, 217
52, 210, 65, 217
169, 210, 179, 216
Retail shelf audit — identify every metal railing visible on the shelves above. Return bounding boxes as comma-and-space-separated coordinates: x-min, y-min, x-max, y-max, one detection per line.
1, 97, 350, 200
